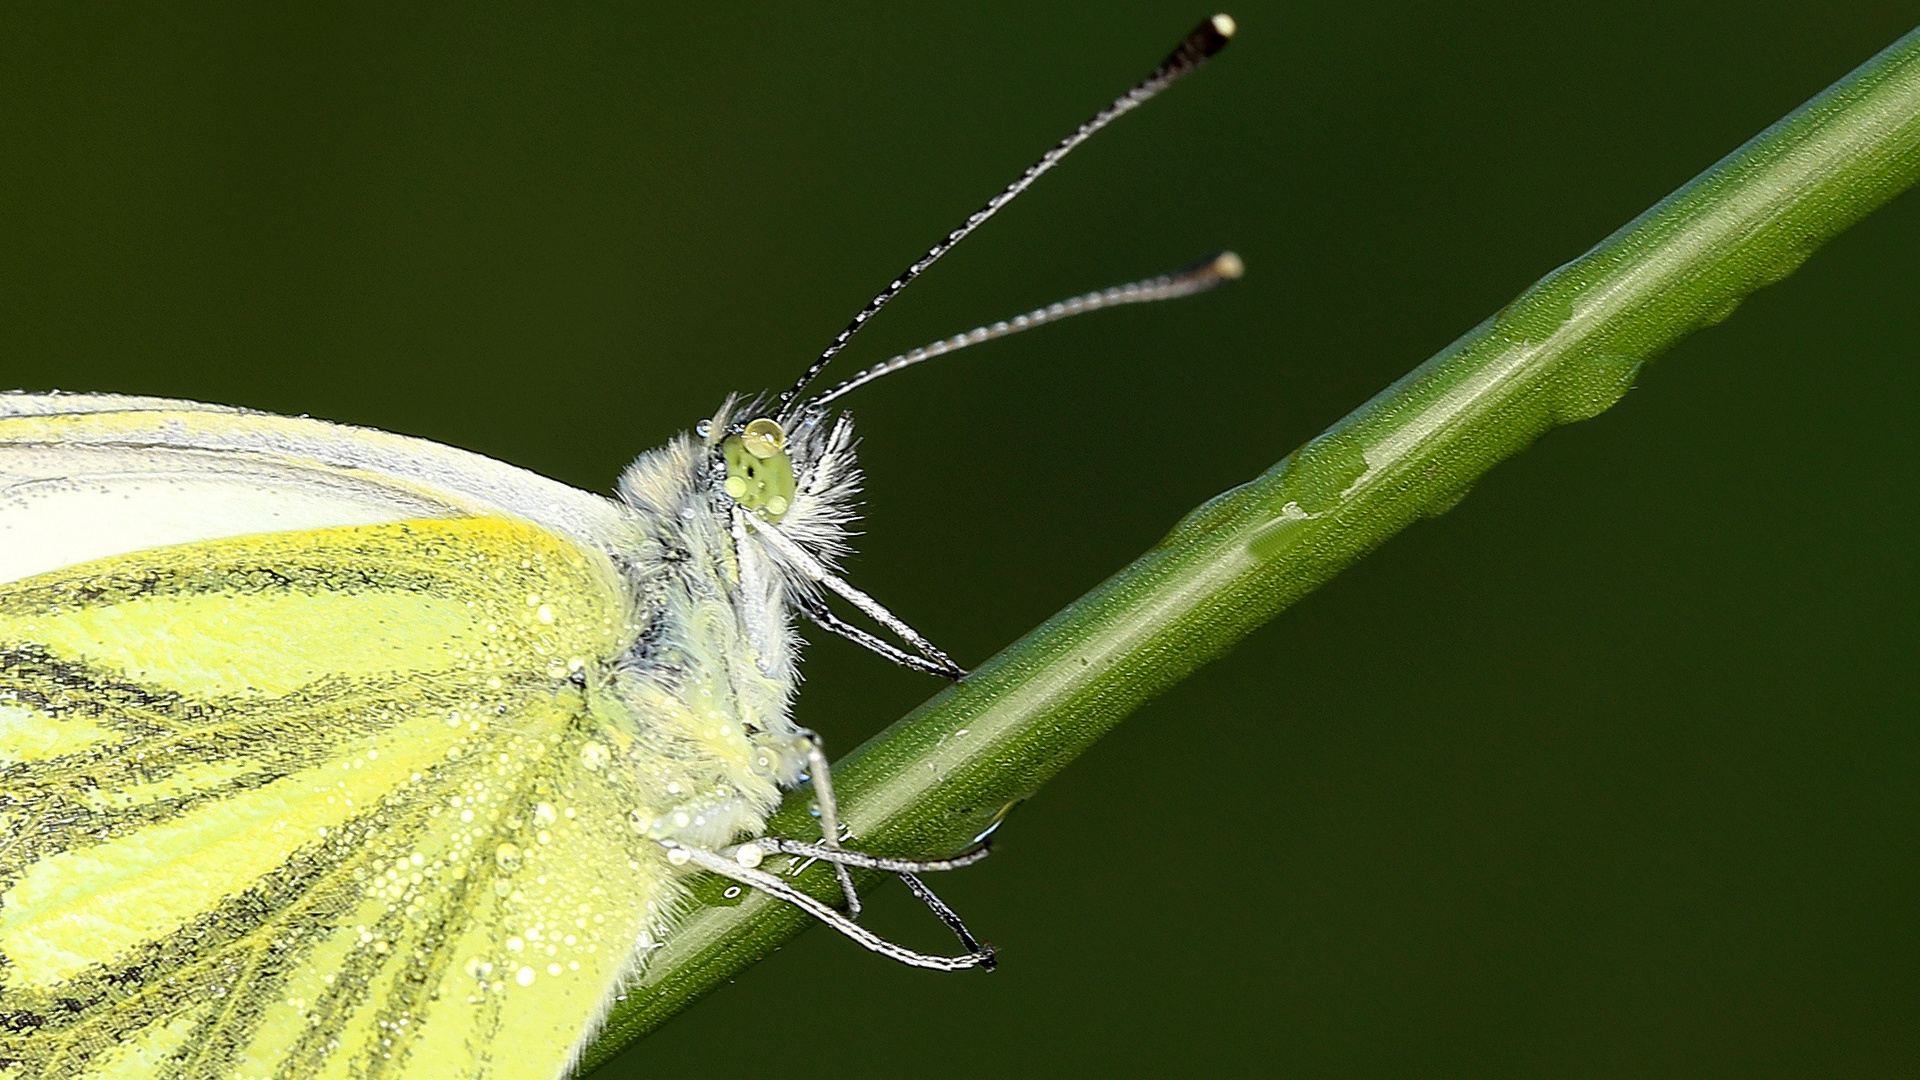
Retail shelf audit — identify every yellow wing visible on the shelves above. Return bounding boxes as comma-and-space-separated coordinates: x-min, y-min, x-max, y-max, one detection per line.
0, 516, 670, 1080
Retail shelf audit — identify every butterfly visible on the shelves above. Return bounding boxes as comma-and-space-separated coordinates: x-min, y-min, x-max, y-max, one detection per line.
0, 15, 1238, 1080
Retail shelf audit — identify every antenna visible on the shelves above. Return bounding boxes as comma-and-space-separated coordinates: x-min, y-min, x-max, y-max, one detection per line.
808, 252, 1243, 408
775, 13, 1237, 418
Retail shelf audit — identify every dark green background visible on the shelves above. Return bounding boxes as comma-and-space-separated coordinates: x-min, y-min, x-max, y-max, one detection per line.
6, 2, 1918, 1076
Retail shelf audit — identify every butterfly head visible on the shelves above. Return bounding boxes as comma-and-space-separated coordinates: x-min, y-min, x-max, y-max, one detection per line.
719, 417, 797, 522
628, 395, 862, 566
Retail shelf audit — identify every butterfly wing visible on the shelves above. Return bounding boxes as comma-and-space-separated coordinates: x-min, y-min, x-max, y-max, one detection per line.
0, 397, 674, 1079
0, 393, 640, 585
0, 516, 671, 1080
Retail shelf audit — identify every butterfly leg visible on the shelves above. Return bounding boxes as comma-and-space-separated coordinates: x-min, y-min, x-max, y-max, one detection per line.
798, 593, 961, 679
717, 837, 992, 964
659, 841, 996, 971
720, 834, 993, 966
748, 518, 966, 679
795, 727, 861, 918
740, 835, 991, 873
898, 871, 992, 964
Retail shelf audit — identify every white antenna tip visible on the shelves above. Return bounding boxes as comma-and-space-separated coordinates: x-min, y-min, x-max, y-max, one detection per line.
1211, 14, 1237, 39
1213, 251, 1245, 279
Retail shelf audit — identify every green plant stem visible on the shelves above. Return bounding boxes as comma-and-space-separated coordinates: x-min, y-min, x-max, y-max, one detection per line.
580, 24, 1920, 1071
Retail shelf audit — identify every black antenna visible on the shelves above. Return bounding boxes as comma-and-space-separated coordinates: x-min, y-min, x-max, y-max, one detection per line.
808, 251, 1243, 408
776, 13, 1237, 418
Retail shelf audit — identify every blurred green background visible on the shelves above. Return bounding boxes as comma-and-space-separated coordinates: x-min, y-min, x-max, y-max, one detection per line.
6, 2, 1919, 1076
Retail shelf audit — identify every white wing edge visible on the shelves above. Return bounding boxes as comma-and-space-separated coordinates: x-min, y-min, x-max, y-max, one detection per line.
0, 392, 641, 584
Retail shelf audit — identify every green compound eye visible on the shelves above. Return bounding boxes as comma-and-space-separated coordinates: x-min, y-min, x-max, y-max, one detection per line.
721, 418, 796, 521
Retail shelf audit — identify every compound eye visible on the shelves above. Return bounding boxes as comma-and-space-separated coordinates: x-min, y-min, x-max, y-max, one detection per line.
722, 418, 796, 521
740, 418, 787, 459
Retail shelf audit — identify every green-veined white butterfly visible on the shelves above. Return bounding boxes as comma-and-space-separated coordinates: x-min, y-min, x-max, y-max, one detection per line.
0, 14, 1238, 1080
